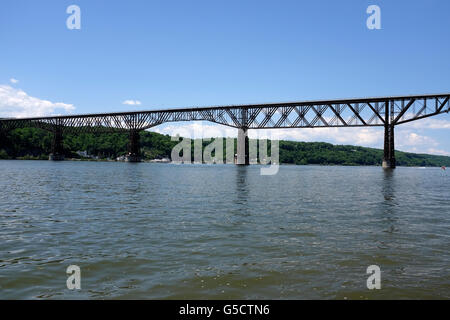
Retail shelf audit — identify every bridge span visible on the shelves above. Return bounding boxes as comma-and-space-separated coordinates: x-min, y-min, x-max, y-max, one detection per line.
1, 93, 449, 168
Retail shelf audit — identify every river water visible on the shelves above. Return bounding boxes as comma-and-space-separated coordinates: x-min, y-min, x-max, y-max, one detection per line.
0, 160, 449, 299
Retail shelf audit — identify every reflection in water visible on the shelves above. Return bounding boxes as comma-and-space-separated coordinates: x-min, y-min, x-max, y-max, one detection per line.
380, 168, 399, 234
123, 162, 145, 194
235, 165, 249, 206
382, 169, 396, 203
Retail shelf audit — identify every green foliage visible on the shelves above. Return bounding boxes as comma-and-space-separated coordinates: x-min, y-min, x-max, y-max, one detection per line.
141, 132, 178, 159
0, 149, 9, 159
1, 127, 449, 167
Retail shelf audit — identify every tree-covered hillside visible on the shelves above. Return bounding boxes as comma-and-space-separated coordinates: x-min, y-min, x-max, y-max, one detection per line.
1, 127, 449, 167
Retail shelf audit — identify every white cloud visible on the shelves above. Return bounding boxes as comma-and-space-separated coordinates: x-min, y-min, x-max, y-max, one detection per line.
426, 148, 450, 156
151, 122, 384, 147
122, 100, 142, 106
250, 127, 383, 147
393, 129, 445, 155
151, 122, 450, 156
397, 132, 438, 147
0, 85, 75, 118
395, 111, 450, 129
401, 117, 450, 130
152, 122, 236, 139
9, 78, 19, 84
393, 113, 450, 155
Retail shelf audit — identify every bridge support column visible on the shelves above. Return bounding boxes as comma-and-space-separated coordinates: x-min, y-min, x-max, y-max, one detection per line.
126, 130, 141, 162
0, 130, 6, 150
382, 102, 396, 169
49, 127, 64, 161
236, 127, 249, 165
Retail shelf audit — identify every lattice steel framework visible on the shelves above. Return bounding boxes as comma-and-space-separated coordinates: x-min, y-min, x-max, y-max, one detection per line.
0, 93, 449, 165
0, 93, 448, 132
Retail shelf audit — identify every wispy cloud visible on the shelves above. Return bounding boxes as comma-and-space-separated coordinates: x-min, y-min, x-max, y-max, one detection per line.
401, 117, 450, 130
397, 131, 438, 148
151, 122, 384, 146
151, 122, 450, 156
122, 100, 142, 106
0, 84, 75, 118
426, 148, 450, 156
9, 78, 19, 84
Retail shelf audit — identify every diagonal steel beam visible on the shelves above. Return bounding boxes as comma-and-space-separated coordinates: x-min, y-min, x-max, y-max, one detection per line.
328, 104, 348, 126
366, 102, 385, 123
396, 97, 450, 125
436, 96, 449, 113
310, 105, 329, 126
392, 98, 416, 124
346, 103, 367, 125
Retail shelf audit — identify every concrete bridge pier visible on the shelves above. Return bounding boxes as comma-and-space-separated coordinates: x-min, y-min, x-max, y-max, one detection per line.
236, 127, 249, 165
49, 127, 64, 161
382, 102, 396, 169
126, 130, 141, 162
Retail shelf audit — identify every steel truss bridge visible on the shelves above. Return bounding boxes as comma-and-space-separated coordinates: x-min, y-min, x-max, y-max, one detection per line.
0, 93, 449, 167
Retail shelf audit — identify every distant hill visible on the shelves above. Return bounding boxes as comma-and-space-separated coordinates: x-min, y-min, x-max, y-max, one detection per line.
1, 127, 449, 167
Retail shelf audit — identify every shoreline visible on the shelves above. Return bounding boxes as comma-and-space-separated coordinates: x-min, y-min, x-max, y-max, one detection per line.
0, 158, 446, 168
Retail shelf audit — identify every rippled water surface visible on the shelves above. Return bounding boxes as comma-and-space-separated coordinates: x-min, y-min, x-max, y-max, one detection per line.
0, 160, 449, 299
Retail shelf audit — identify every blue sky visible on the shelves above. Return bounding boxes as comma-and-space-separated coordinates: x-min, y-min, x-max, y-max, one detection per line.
1, 0, 450, 155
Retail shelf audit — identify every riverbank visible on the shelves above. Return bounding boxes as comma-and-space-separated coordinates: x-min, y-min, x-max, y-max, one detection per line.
1, 158, 448, 168
2, 128, 450, 166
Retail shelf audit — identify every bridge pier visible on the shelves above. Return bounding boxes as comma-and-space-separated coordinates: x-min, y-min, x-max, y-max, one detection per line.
382, 124, 396, 169
382, 102, 396, 169
126, 130, 141, 162
49, 127, 64, 161
236, 127, 249, 165
0, 130, 6, 150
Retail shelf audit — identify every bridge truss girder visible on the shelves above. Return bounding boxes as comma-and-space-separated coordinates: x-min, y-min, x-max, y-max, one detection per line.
1, 94, 449, 132
0, 93, 449, 165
